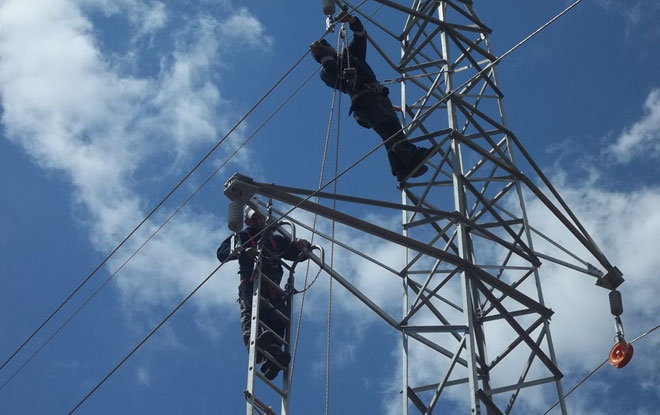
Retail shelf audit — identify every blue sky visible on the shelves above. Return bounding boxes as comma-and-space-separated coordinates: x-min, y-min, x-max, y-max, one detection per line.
1, 0, 660, 414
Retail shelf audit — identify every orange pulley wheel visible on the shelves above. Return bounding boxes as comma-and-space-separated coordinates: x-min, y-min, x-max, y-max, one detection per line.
608, 340, 634, 368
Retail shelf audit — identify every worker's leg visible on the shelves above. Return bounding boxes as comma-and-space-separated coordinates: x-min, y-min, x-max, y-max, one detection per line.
354, 94, 426, 177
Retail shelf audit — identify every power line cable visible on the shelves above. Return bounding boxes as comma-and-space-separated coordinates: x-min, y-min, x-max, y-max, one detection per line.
67, 260, 230, 415
0, 47, 312, 375
543, 324, 660, 415
0, 64, 321, 392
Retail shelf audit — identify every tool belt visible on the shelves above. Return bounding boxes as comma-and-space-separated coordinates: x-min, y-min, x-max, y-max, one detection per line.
349, 82, 389, 115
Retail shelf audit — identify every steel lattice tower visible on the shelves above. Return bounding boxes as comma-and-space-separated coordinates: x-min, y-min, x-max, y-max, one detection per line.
224, 1, 624, 414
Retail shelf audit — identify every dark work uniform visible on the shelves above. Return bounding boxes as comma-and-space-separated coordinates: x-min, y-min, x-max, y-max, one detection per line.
217, 227, 304, 349
314, 17, 427, 178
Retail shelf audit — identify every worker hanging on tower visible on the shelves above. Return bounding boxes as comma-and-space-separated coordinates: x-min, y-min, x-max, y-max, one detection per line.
217, 205, 311, 380
310, 10, 430, 183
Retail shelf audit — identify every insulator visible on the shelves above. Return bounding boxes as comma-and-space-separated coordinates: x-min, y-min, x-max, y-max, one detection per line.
322, 0, 335, 16
609, 290, 623, 316
227, 200, 244, 232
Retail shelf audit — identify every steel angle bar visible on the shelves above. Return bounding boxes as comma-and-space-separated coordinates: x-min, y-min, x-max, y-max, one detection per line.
458, 72, 502, 141
480, 272, 535, 318
400, 0, 424, 37
403, 193, 462, 257
470, 183, 518, 223
473, 218, 523, 230
504, 326, 550, 412
270, 206, 401, 276
454, 134, 604, 260
462, 129, 506, 141
401, 232, 446, 271
463, 175, 515, 184
426, 336, 468, 414
407, 268, 462, 316
453, 103, 514, 168
479, 308, 537, 323
403, 213, 456, 231
411, 376, 470, 393
266, 183, 459, 219
407, 387, 430, 414
506, 132, 612, 269
459, 175, 540, 266
473, 265, 534, 272
304, 244, 403, 330
469, 182, 518, 224
226, 176, 553, 318
471, 277, 562, 379
476, 390, 505, 415
365, 34, 402, 74
443, 0, 491, 33
403, 265, 459, 323
402, 325, 468, 333
400, 25, 444, 69
406, 128, 453, 146
486, 317, 544, 372
448, 36, 502, 98
373, 0, 496, 60
407, 74, 447, 128
463, 136, 509, 180
486, 376, 558, 398
410, 187, 537, 268
533, 252, 598, 278
399, 0, 438, 63
527, 224, 592, 269
400, 58, 447, 72
407, 283, 462, 315
406, 280, 464, 342
480, 266, 534, 315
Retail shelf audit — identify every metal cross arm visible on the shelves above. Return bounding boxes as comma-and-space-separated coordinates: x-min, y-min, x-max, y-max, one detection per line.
223, 173, 553, 320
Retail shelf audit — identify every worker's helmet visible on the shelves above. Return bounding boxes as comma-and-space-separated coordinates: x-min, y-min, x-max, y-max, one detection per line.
244, 205, 264, 225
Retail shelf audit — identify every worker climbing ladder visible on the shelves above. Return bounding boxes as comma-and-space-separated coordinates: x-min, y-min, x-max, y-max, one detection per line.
237, 202, 296, 415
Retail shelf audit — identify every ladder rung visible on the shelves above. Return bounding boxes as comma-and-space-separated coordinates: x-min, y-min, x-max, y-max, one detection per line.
258, 324, 290, 348
254, 371, 288, 398
256, 346, 289, 372
261, 274, 287, 297
244, 390, 279, 414
258, 295, 291, 323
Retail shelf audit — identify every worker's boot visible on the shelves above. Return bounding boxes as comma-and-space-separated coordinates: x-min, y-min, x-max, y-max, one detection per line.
396, 147, 430, 182
256, 331, 277, 364
260, 346, 291, 380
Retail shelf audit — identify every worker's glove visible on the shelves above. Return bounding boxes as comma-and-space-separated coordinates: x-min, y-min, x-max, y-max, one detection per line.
335, 10, 356, 24
310, 39, 335, 63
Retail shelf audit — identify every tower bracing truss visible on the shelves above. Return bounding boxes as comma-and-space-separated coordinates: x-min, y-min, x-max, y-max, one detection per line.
224, 1, 623, 414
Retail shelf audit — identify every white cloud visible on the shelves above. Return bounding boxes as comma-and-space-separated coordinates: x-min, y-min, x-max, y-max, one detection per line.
608, 88, 660, 163
219, 7, 273, 49
0, 0, 271, 326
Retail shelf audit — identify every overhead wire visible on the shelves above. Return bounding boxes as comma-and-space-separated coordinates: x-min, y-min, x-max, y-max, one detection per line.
0, 46, 313, 376
0, 62, 322, 392
66, 21, 350, 411
543, 324, 660, 415
67, 260, 230, 415
325, 21, 349, 415
287, 22, 344, 398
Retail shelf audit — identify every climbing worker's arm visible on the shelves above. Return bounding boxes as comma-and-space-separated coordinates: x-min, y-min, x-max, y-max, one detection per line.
316, 45, 340, 88
347, 16, 366, 61
217, 235, 236, 262
277, 235, 311, 261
